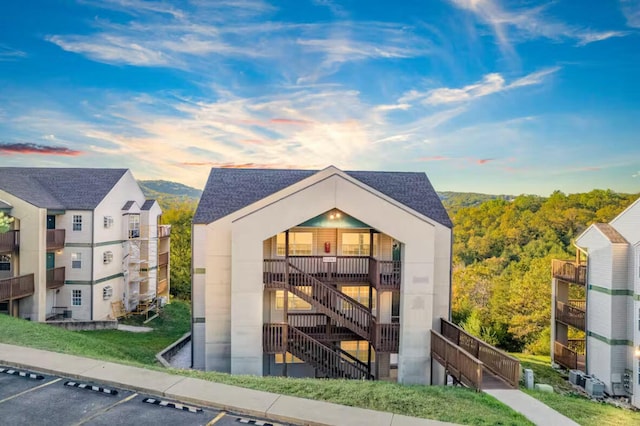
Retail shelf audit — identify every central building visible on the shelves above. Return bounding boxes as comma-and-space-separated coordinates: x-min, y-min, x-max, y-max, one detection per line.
191, 166, 452, 384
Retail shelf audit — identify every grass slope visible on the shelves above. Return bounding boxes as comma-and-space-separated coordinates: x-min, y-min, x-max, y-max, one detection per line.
516, 354, 640, 426
0, 303, 531, 426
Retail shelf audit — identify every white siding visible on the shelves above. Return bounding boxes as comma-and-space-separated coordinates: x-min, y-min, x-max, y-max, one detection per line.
610, 198, 640, 244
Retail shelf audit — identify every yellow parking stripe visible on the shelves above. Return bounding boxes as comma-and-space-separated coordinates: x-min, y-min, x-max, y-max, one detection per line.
206, 411, 226, 425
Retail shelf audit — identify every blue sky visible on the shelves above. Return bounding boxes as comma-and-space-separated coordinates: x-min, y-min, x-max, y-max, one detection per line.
0, 0, 639, 195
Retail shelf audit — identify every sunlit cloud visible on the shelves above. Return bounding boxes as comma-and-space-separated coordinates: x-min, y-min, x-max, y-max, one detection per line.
0, 142, 83, 156
620, 0, 640, 28
0, 45, 27, 61
417, 156, 452, 162
475, 158, 494, 165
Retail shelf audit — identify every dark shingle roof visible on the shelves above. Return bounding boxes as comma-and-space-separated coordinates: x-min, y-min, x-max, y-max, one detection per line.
194, 168, 452, 228
594, 223, 627, 244
141, 200, 157, 210
0, 168, 128, 210
122, 200, 136, 211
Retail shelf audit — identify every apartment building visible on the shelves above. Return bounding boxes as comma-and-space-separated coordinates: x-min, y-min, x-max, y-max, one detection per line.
551, 197, 640, 406
191, 166, 453, 385
0, 168, 170, 322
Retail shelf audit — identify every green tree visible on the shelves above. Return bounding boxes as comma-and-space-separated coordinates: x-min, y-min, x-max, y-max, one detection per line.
0, 212, 13, 233
162, 202, 195, 300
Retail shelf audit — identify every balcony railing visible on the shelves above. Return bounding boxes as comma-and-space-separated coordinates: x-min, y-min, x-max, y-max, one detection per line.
263, 256, 401, 289
431, 329, 483, 391
552, 260, 586, 285
567, 338, 585, 355
0, 273, 35, 302
0, 230, 19, 253
157, 278, 168, 296
46, 267, 65, 290
554, 341, 585, 371
373, 322, 400, 353
158, 225, 171, 238
158, 252, 169, 267
556, 300, 586, 331
46, 229, 66, 251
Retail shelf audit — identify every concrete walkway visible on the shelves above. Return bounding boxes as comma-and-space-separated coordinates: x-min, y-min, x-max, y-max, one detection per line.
117, 324, 154, 332
0, 343, 455, 426
484, 389, 579, 426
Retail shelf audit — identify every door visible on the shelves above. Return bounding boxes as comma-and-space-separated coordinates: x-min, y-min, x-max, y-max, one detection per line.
392, 241, 401, 262
46, 253, 55, 270
46, 215, 56, 230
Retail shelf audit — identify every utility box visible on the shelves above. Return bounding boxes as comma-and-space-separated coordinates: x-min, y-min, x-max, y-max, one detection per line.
524, 368, 534, 390
585, 377, 605, 398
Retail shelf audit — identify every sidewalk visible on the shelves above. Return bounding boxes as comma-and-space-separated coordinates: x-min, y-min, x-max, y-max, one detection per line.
484, 389, 579, 426
0, 343, 456, 426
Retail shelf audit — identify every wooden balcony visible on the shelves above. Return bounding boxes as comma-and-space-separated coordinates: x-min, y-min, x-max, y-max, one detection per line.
158, 224, 171, 238
46, 267, 65, 290
0, 273, 35, 302
0, 230, 19, 253
372, 322, 400, 353
287, 313, 362, 342
552, 260, 586, 286
556, 300, 586, 331
263, 256, 401, 289
554, 341, 586, 371
157, 278, 168, 296
46, 229, 65, 251
158, 251, 169, 267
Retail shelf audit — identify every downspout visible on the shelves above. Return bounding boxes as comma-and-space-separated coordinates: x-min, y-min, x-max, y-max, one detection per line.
90, 210, 94, 320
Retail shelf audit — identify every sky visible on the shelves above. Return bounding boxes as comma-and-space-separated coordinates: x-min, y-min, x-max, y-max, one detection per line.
0, 0, 639, 195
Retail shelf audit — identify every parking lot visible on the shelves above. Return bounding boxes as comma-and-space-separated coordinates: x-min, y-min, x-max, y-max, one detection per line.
0, 366, 289, 426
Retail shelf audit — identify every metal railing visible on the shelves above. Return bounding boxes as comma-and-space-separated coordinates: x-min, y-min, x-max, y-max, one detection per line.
552, 259, 586, 285
46, 267, 65, 289
46, 229, 65, 250
0, 273, 35, 302
441, 318, 520, 388
431, 330, 483, 391
556, 300, 586, 331
0, 230, 19, 253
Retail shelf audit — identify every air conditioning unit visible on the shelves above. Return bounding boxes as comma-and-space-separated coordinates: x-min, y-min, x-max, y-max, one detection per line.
569, 370, 583, 385
585, 377, 605, 398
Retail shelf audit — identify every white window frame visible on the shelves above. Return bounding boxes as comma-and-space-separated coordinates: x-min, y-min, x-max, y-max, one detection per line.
72, 289, 82, 306
341, 232, 378, 256
103, 251, 113, 264
129, 215, 140, 239
72, 215, 82, 231
276, 232, 313, 256
275, 289, 312, 311
103, 216, 113, 228
71, 252, 82, 269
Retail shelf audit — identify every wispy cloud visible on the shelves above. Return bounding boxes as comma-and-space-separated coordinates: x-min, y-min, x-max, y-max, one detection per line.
402, 67, 559, 106
0, 44, 27, 61
621, 0, 640, 28
0, 142, 82, 156
448, 0, 628, 56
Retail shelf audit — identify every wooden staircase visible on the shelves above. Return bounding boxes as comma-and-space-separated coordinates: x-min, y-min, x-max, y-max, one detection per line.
286, 262, 372, 341
287, 326, 372, 379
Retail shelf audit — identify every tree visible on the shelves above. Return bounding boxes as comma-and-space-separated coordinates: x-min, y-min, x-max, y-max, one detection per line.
162, 202, 195, 300
0, 212, 13, 233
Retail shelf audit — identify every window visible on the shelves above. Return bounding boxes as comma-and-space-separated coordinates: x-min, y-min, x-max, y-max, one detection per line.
340, 341, 374, 363
275, 352, 304, 364
103, 251, 113, 264
72, 289, 82, 306
275, 289, 312, 310
341, 286, 376, 310
129, 215, 140, 239
71, 252, 82, 269
104, 216, 113, 228
276, 232, 313, 256
102, 286, 113, 300
72, 215, 82, 231
341, 233, 378, 256
0, 254, 10, 271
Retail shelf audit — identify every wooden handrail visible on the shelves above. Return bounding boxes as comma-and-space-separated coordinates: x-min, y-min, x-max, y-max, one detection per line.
431, 330, 483, 391
288, 262, 372, 340
556, 301, 586, 331
441, 318, 520, 388
263, 323, 288, 353
46, 267, 65, 289
554, 341, 578, 370
0, 273, 35, 302
552, 259, 586, 285
0, 230, 19, 252
372, 322, 400, 352
46, 229, 66, 250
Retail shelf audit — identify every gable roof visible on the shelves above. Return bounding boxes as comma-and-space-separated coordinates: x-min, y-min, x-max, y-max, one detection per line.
194, 168, 452, 228
141, 200, 157, 210
0, 168, 128, 210
593, 223, 628, 244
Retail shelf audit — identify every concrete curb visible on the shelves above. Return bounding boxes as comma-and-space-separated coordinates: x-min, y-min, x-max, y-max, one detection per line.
155, 332, 191, 368
0, 343, 457, 426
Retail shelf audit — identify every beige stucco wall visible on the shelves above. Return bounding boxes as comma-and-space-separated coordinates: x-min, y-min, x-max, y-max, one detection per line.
193, 168, 452, 384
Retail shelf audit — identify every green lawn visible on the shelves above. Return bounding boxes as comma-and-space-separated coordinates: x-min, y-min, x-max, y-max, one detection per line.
514, 354, 640, 426
0, 304, 532, 426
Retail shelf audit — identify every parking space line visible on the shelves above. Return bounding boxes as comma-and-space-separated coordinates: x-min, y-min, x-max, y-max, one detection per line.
0, 378, 61, 405
71, 392, 139, 426
206, 411, 226, 425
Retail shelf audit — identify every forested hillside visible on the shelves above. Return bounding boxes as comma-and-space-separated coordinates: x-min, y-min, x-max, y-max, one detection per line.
451, 189, 638, 354
438, 191, 513, 213
139, 180, 201, 209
